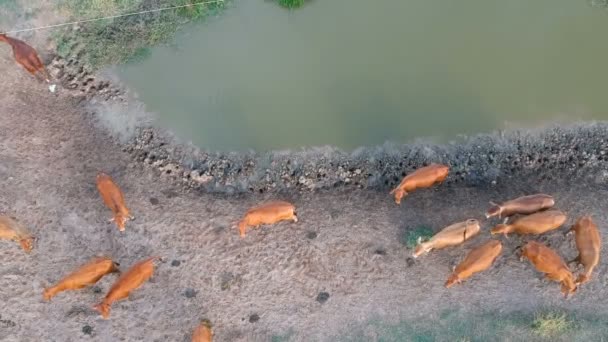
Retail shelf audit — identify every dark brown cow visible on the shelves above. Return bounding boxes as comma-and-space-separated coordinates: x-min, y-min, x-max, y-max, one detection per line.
0, 33, 50, 82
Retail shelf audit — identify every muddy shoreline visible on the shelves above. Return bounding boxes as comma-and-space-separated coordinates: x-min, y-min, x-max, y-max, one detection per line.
41, 15, 608, 197
51, 52, 608, 194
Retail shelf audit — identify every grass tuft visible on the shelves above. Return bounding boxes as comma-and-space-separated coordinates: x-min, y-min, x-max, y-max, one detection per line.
276, 0, 307, 9
54, 0, 229, 69
531, 312, 572, 337
402, 225, 433, 248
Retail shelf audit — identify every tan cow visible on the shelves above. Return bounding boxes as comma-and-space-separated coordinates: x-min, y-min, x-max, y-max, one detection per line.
0, 215, 34, 252
569, 216, 601, 285
521, 241, 577, 297
390, 163, 449, 205
413, 219, 481, 258
192, 319, 213, 342
237, 200, 297, 237
0, 33, 50, 82
43, 257, 120, 301
445, 240, 502, 288
96, 172, 133, 232
93, 257, 159, 319
490, 210, 566, 237
486, 194, 554, 223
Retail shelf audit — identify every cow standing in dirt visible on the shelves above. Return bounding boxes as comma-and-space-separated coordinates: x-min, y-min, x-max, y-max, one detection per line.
0, 33, 51, 83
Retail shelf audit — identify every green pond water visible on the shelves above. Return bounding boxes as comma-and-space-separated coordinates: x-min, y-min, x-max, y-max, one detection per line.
119, 0, 608, 152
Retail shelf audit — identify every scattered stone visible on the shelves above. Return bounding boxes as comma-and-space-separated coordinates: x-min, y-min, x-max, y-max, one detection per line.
149, 197, 159, 205
406, 258, 415, 267
0, 314, 16, 328
161, 190, 178, 198
190, 170, 214, 184
316, 292, 330, 304
184, 288, 197, 298
374, 248, 386, 256
171, 260, 181, 267
249, 314, 260, 323
82, 325, 93, 335
92, 286, 102, 294
306, 231, 317, 239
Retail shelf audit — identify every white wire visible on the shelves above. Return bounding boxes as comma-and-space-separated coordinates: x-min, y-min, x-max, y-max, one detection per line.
0, 0, 225, 35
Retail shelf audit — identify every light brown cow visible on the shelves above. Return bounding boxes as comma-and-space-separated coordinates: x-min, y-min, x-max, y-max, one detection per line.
96, 172, 133, 232
43, 257, 120, 301
192, 319, 213, 342
0, 33, 50, 83
490, 210, 566, 237
93, 256, 159, 319
237, 200, 297, 237
445, 240, 502, 288
413, 219, 481, 258
0, 215, 34, 252
390, 163, 449, 205
569, 216, 601, 285
486, 194, 554, 223
521, 241, 577, 297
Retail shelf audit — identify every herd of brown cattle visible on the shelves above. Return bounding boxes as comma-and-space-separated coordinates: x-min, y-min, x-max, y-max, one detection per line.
0, 33, 602, 341
393, 164, 601, 297
1, 163, 602, 340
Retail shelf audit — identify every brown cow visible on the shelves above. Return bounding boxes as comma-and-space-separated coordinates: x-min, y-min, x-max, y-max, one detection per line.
0, 215, 34, 252
521, 241, 576, 297
490, 210, 566, 237
569, 216, 601, 285
486, 194, 554, 223
237, 200, 297, 237
93, 256, 159, 319
43, 257, 120, 301
390, 163, 449, 205
0, 33, 50, 83
445, 240, 502, 288
192, 319, 213, 342
96, 172, 133, 232
413, 219, 480, 258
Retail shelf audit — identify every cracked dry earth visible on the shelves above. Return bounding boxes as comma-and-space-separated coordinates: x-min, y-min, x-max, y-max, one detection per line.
1, 54, 608, 342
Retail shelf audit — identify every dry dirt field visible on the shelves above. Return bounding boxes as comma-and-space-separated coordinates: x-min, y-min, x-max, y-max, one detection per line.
1, 46, 608, 342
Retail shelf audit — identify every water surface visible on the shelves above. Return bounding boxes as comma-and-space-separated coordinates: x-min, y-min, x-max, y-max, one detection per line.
119, 0, 608, 151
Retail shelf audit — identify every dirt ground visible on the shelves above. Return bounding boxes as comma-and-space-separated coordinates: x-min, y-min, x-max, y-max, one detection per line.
1, 51, 608, 342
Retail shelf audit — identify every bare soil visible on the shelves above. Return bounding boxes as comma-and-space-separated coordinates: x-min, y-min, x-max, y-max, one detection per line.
1, 48, 608, 342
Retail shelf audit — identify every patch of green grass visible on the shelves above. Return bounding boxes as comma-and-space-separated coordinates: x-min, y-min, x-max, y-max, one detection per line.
402, 225, 434, 248
0, 0, 20, 17
589, 0, 608, 8
54, 0, 229, 69
331, 309, 608, 341
276, 0, 307, 9
0, 0, 18, 8
532, 312, 572, 338
271, 328, 294, 342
